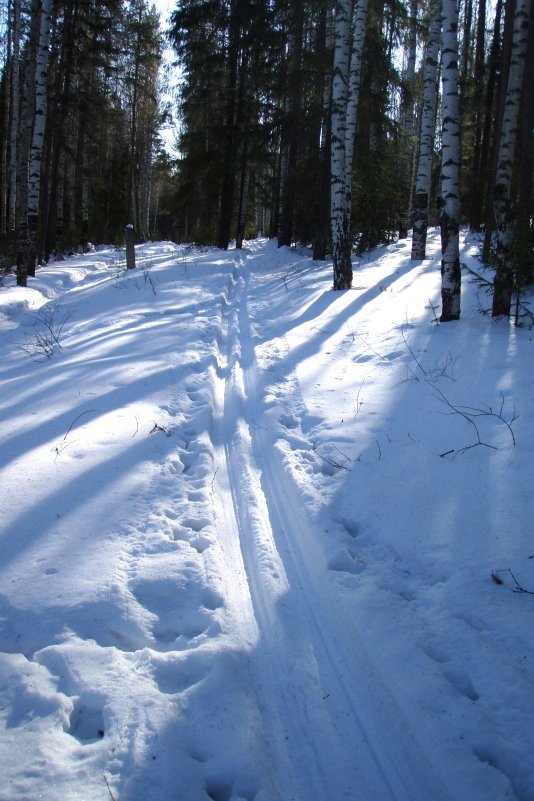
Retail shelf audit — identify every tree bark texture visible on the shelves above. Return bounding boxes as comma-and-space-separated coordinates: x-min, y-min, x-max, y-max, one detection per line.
411, 0, 441, 260
330, 0, 352, 288
26, 0, 52, 277
330, 0, 368, 289
440, 0, 461, 321
492, 0, 531, 316
398, 0, 418, 240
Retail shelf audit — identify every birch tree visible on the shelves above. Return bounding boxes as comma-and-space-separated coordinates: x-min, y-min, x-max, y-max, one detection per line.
411, 0, 441, 260
330, 0, 369, 289
330, 0, 353, 288
344, 0, 369, 229
492, 0, 531, 317
439, 0, 461, 321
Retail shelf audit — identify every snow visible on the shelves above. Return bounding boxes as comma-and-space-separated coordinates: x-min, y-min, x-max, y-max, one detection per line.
0, 233, 533, 801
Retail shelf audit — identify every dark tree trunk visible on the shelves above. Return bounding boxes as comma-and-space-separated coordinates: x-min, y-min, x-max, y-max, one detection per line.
277, 0, 304, 248
217, 0, 241, 250
492, 0, 531, 316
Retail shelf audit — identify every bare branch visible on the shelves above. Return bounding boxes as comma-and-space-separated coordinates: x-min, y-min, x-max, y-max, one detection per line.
433, 386, 517, 456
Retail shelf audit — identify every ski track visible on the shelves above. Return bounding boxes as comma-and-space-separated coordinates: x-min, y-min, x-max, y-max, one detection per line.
212, 243, 454, 801
2, 238, 531, 801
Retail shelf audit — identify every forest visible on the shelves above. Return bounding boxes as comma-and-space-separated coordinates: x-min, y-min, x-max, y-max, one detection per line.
0, 0, 532, 319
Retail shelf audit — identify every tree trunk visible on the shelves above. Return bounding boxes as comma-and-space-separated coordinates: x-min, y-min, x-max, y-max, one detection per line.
217, 0, 241, 250
344, 0, 369, 214
44, 0, 76, 259
515, 0, 534, 284
440, 0, 461, 321
398, 0, 418, 240
330, 0, 369, 286
468, 0, 487, 230
313, 3, 334, 261
482, 0, 514, 262
492, 0, 531, 316
411, 0, 441, 260
16, 0, 41, 286
236, 162, 250, 249
8, 0, 21, 233
26, 0, 52, 277
277, 0, 304, 248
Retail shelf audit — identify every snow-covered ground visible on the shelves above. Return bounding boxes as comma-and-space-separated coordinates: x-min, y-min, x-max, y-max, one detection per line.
0, 233, 533, 801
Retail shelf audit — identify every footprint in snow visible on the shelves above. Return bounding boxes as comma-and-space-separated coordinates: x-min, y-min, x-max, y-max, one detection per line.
67, 698, 105, 744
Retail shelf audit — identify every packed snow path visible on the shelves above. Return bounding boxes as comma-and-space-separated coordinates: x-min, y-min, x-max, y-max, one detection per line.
1, 237, 533, 801
212, 245, 451, 801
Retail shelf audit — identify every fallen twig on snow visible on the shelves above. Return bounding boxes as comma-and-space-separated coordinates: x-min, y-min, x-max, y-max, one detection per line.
433, 386, 517, 457
314, 449, 352, 472
104, 774, 117, 801
52, 409, 101, 459
492, 569, 534, 596
150, 422, 170, 436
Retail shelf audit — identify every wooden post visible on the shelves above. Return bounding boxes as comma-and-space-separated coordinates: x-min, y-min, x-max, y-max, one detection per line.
125, 224, 136, 269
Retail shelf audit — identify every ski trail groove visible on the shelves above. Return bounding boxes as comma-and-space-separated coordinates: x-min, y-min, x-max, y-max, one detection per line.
209, 248, 456, 801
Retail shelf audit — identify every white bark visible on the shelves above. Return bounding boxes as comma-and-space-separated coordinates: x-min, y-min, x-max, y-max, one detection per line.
411, 0, 441, 259
439, 0, 461, 321
330, 0, 353, 288
492, 0, 531, 316
330, 0, 369, 288
344, 0, 369, 206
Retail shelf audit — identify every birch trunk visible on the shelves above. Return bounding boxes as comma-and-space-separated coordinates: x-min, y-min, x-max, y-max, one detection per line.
344, 0, 369, 213
439, 0, 461, 321
411, 0, 441, 260
492, 0, 531, 317
330, 0, 353, 289
27, 0, 52, 277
